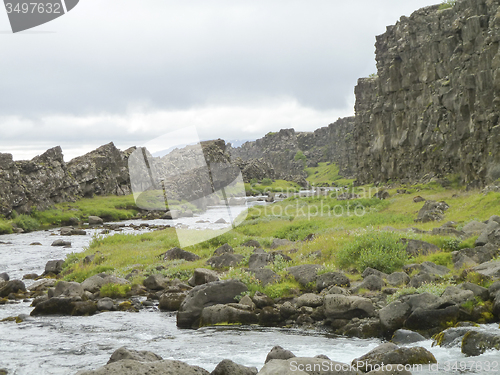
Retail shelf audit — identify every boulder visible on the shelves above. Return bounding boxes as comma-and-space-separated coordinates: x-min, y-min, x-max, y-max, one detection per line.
252, 292, 275, 308
44, 259, 65, 274
159, 292, 187, 311
458, 282, 489, 301
452, 244, 499, 265
316, 272, 350, 291
251, 268, 280, 286
353, 344, 436, 372
324, 295, 376, 320
391, 329, 426, 344
402, 239, 440, 257
355, 275, 385, 292
462, 331, 500, 356
404, 293, 441, 311
51, 240, 71, 247
97, 297, 114, 311
74, 359, 210, 375
432, 326, 477, 348
408, 272, 436, 288
475, 220, 500, 246
177, 280, 248, 328
379, 301, 411, 333
440, 286, 474, 305
199, 304, 258, 326
362, 268, 388, 279
72, 301, 98, 316
296, 293, 324, 308
88, 216, 104, 225
107, 347, 163, 364
51, 281, 84, 298
248, 252, 272, 270
286, 264, 323, 286
0, 279, 26, 297
81, 275, 130, 293
385, 272, 410, 287
259, 306, 281, 326
162, 210, 181, 220
213, 243, 234, 256
143, 275, 168, 290
163, 247, 200, 262
264, 346, 296, 363
415, 200, 448, 223
188, 268, 220, 286
405, 305, 459, 331
0, 273, 9, 282
211, 359, 258, 375
462, 221, 487, 236
30, 297, 75, 315
419, 261, 450, 276
29, 279, 56, 292
472, 259, 500, 279
207, 254, 244, 269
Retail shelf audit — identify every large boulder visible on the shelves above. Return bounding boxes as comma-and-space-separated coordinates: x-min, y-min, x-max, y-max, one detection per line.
415, 200, 448, 223
163, 247, 200, 262
199, 304, 258, 326
213, 243, 234, 256
385, 272, 410, 287
379, 301, 411, 333
324, 295, 375, 320
143, 275, 168, 290
251, 268, 281, 286
107, 347, 162, 364
352, 343, 436, 372
316, 272, 350, 291
45, 259, 65, 274
248, 253, 272, 270
159, 292, 187, 311
75, 359, 210, 375
207, 254, 244, 269
270, 238, 294, 249
188, 268, 219, 286
355, 275, 385, 292
405, 305, 459, 331
50, 281, 84, 298
31, 297, 96, 316
286, 265, 323, 286
88, 216, 104, 225
264, 346, 296, 363
0, 272, 9, 282
475, 220, 500, 246
402, 239, 440, 257
472, 259, 500, 279
440, 286, 474, 305
81, 274, 130, 293
0, 279, 26, 297
177, 280, 248, 328
462, 331, 500, 356
211, 359, 258, 375
452, 244, 499, 265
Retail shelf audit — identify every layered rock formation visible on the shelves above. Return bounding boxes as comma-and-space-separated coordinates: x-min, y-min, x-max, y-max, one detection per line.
0, 143, 132, 217
230, 116, 356, 185
354, 0, 500, 186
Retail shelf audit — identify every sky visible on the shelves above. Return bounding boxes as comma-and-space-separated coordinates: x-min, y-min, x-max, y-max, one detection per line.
0, 0, 440, 161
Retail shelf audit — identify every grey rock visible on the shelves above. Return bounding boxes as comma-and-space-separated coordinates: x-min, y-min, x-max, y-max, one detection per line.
81, 275, 129, 293
248, 252, 272, 270
405, 305, 460, 331
472, 259, 500, 279
259, 357, 360, 374
391, 329, 426, 344
408, 272, 436, 288
51, 240, 71, 247
159, 292, 187, 311
440, 286, 475, 305
199, 304, 258, 326
356, 275, 385, 291
296, 293, 324, 308
88, 216, 104, 225
143, 274, 168, 290
163, 247, 200, 262
177, 280, 248, 328
207, 253, 244, 269
251, 268, 280, 286
211, 359, 258, 375
0, 279, 26, 297
286, 264, 323, 286
324, 295, 375, 320
270, 238, 294, 249
107, 347, 162, 364
74, 359, 210, 375
241, 240, 261, 248
362, 267, 388, 279
385, 272, 410, 287
459, 282, 489, 301
264, 346, 296, 364
44, 259, 65, 274
188, 268, 219, 286
462, 331, 500, 356
379, 301, 411, 332
213, 243, 234, 256
402, 239, 440, 257
316, 272, 350, 291
0, 273, 9, 282
97, 297, 114, 311
52, 281, 84, 298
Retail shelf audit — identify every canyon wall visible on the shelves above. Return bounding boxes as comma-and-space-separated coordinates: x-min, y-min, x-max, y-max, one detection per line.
354, 0, 500, 186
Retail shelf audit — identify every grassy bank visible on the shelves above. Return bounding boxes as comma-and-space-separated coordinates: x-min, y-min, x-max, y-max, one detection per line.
59, 181, 499, 299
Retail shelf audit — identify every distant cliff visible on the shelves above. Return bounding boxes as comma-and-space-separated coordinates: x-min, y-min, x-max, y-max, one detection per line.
0, 143, 132, 217
230, 116, 356, 185
354, 0, 500, 186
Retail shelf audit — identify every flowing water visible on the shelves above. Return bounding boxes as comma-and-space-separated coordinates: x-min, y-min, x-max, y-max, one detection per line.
1, 204, 500, 374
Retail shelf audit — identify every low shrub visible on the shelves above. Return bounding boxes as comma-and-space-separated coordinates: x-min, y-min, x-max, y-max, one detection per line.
13, 214, 40, 232
100, 283, 131, 298
336, 231, 408, 274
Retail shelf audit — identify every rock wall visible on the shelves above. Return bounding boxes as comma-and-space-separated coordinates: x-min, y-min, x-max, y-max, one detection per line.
230, 117, 356, 184
354, 0, 500, 186
0, 143, 132, 217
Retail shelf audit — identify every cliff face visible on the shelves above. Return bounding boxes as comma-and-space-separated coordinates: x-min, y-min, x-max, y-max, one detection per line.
355, 0, 500, 185
0, 143, 131, 217
230, 117, 356, 184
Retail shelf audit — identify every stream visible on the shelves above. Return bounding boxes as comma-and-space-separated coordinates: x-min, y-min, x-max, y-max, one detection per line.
1, 203, 500, 374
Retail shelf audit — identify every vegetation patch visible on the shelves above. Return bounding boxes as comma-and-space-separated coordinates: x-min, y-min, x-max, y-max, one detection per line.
100, 283, 131, 298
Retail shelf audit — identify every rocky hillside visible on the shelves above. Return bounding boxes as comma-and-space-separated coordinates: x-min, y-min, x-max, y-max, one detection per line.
0, 143, 132, 217
354, 0, 500, 186
229, 116, 356, 185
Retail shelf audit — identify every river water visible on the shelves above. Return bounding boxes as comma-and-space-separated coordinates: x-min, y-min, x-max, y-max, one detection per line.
1, 205, 500, 374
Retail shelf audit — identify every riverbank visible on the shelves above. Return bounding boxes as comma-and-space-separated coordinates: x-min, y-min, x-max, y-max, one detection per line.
1, 179, 500, 373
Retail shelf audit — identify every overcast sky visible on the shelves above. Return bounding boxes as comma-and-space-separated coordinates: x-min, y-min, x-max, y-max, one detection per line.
0, 0, 439, 161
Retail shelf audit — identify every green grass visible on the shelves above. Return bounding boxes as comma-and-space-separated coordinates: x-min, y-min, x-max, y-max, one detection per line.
13, 214, 40, 232
305, 162, 354, 186
100, 283, 131, 298
0, 218, 13, 234
245, 179, 301, 195
438, 0, 455, 10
